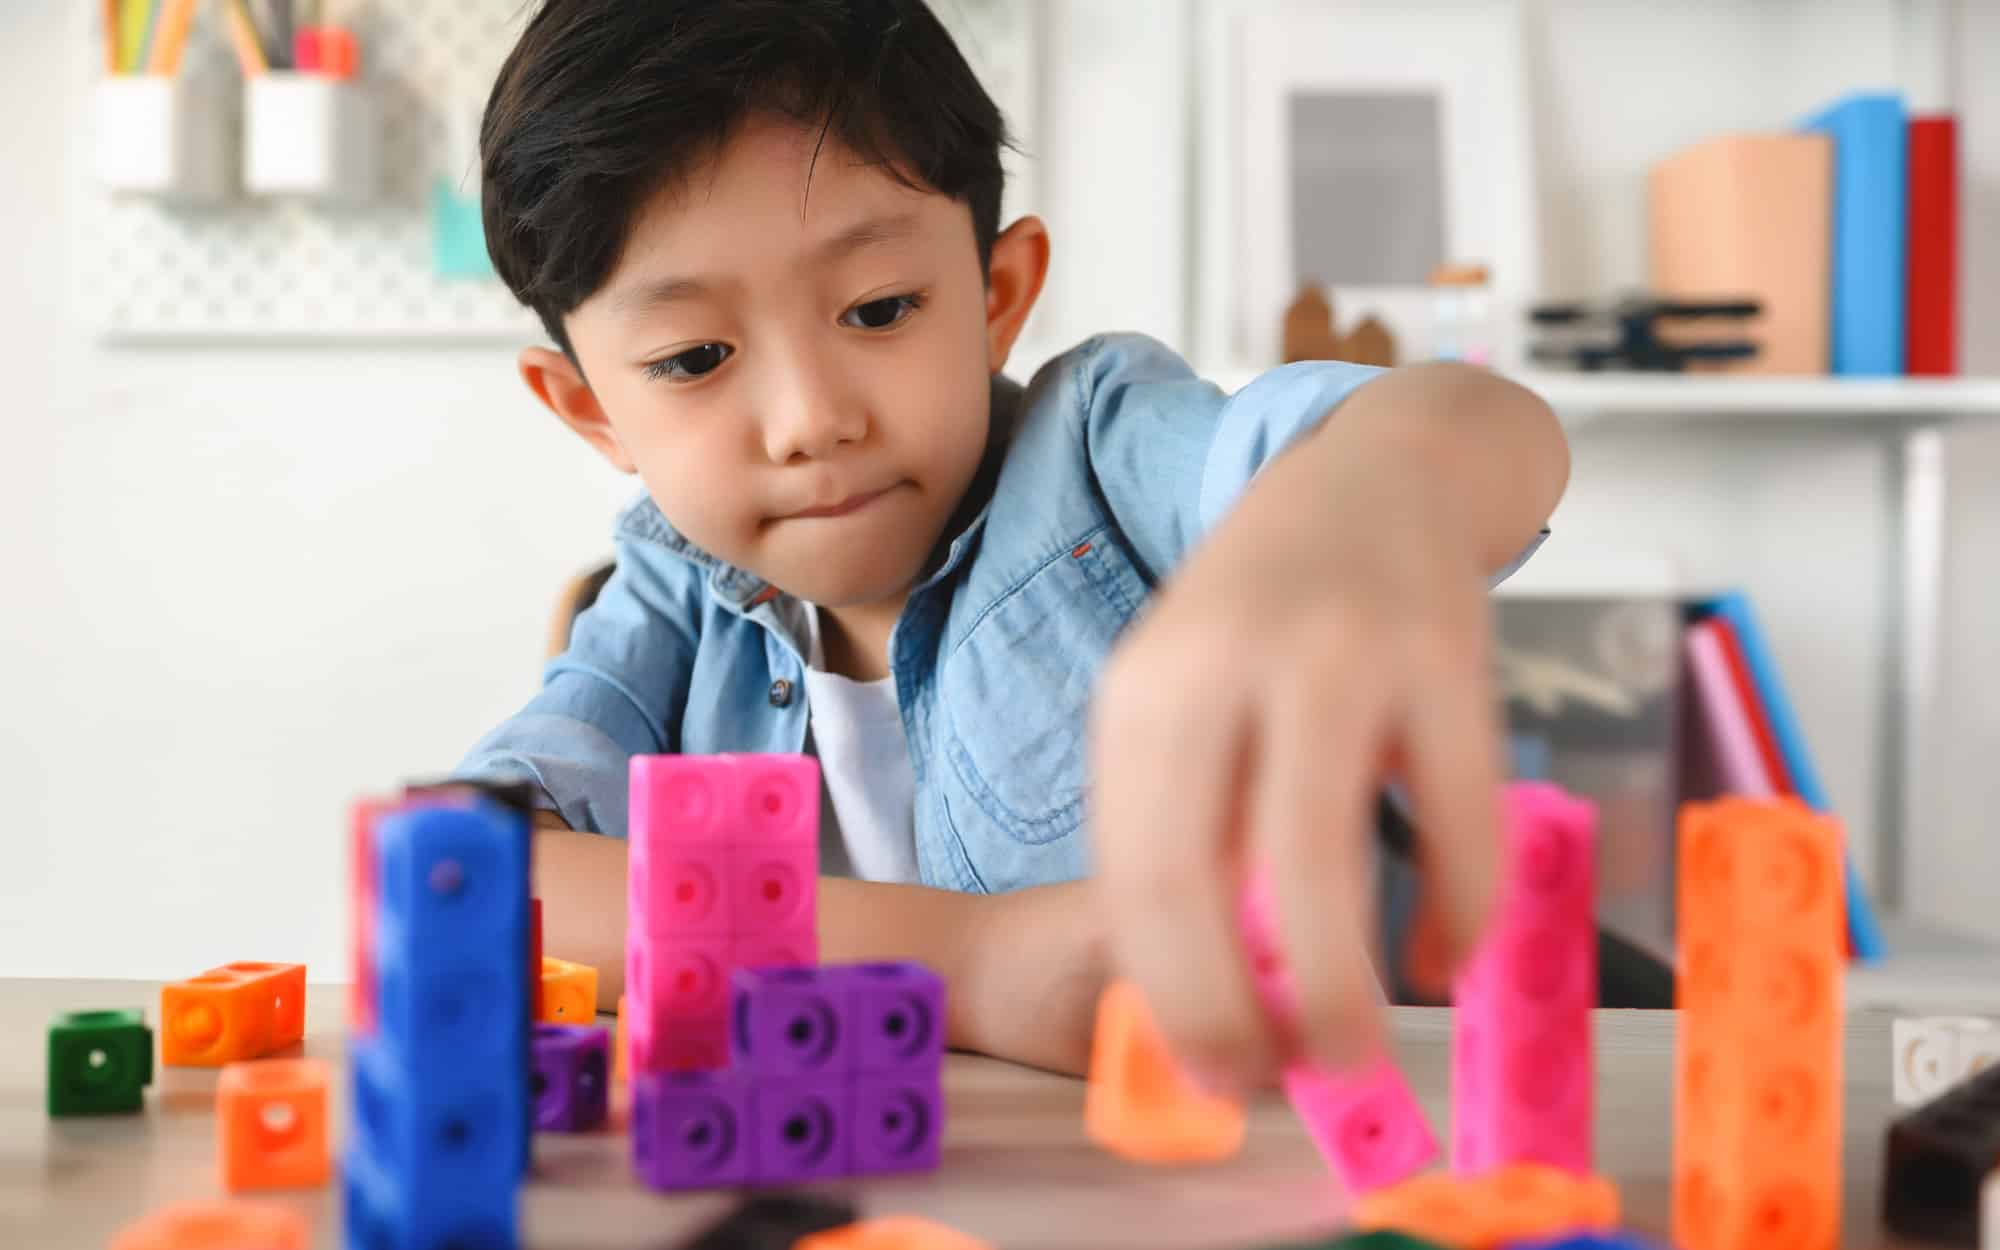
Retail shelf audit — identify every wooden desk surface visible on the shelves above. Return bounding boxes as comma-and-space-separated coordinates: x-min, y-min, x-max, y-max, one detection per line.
1, 979, 1937, 1249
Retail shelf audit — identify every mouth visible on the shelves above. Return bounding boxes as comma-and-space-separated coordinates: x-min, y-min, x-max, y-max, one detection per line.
787, 484, 897, 519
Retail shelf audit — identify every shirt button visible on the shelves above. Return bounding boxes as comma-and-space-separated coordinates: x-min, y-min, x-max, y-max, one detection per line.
768, 678, 794, 708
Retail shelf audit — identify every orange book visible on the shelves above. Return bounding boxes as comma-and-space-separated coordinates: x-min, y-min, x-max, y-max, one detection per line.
1649, 133, 1833, 374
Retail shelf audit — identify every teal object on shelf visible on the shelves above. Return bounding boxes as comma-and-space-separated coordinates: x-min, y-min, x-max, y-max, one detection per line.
432, 178, 495, 280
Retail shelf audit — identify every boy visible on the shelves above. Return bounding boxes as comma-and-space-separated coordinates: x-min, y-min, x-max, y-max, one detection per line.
456, 0, 1568, 1089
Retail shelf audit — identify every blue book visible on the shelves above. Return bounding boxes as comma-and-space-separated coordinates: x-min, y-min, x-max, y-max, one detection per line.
1800, 93, 1908, 376
1698, 591, 1887, 961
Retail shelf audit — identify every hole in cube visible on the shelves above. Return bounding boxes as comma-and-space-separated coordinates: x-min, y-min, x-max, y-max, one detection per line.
175, 1004, 222, 1046
429, 859, 465, 897
88, 1049, 109, 1070
442, 1117, 471, 1150
258, 1099, 300, 1141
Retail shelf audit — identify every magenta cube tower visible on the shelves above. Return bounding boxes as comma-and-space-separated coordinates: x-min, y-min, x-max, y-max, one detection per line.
1237, 868, 1437, 1195
1451, 781, 1599, 1174
626, 755, 820, 1076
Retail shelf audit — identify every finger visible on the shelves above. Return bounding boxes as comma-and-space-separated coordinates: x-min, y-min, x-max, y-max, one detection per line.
1401, 626, 1506, 968
1090, 648, 1276, 1092
1258, 649, 1391, 1072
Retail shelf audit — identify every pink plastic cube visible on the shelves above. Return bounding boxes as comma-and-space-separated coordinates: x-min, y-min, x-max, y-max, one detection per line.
1450, 781, 1598, 1175
1237, 865, 1438, 1195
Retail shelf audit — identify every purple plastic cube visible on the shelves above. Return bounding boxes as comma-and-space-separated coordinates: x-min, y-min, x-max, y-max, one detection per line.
731, 966, 849, 1077
632, 1070, 753, 1191
532, 1023, 610, 1132
750, 1077, 849, 1184
839, 962, 945, 1074
850, 1073, 942, 1175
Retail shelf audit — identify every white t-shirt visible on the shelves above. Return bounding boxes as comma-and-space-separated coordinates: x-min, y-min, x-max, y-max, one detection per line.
796, 603, 921, 885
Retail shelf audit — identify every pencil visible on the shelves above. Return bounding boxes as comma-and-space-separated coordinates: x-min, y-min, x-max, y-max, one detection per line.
100, 0, 120, 74
132, 0, 162, 72
221, 0, 270, 76
145, 0, 202, 75
116, 0, 151, 72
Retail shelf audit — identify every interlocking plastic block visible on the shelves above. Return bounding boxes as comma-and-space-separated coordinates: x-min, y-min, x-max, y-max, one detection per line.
1238, 868, 1437, 1193
347, 1036, 524, 1210
1083, 978, 1246, 1164
1452, 782, 1597, 1175
733, 966, 853, 1076
530, 897, 544, 1021
753, 1075, 851, 1183
532, 1023, 610, 1132
614, 994, 629, 1085
47, 1008, 153, 1116
1672, 796, 1843, 1250
680, 1193, 859, 1249
350, 798, 383, 1037
160, 962, 307, 1067
842, 962, 947, 1075
852, 1072, 944, 1175
109, 1199, 309, 1250
796, 1215, 995, 1250
1882, 1058, 2000, 1243
540, 955, 599, 1023
628, 937, 730, 1073
631, 1068, 754, 1191
216, 1058, 331, 1190
343, 1132, 516, 1250
629, 753, 819, 933
1352, 1163, 1619, 1250
1893, 1016, 2000, 1106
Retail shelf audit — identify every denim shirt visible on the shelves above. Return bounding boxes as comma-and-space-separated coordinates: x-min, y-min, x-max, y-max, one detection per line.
453, 333, 1545, 893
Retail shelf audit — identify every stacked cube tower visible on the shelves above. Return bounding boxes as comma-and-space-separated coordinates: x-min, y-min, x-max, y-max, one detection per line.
343, 785, 533, 1250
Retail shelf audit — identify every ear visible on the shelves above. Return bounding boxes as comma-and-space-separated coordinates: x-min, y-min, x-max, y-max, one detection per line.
984, 215, 1051, 375
518, 347, 637, 474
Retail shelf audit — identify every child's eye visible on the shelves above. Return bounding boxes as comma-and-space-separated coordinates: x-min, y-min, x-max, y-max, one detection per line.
644, 343, 732, 383
841, 293, 924, 331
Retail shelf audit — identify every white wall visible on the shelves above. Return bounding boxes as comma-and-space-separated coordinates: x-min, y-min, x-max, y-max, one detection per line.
3, 0, 1994, 978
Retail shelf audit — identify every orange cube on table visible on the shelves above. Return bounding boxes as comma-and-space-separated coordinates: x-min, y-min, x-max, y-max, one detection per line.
161, 962, 306, 1067
1083, 978, 1245, 1163
540, 956, 599, 1024
216, 1058, 331, 1191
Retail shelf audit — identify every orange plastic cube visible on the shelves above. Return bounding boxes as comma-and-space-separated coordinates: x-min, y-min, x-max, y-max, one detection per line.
796, 1216, 995, 1250
216, 1057, 330, 1191
540, 956, 599, 1023
1083, 978, 1245, 1164
1672, 797, 1843, 1250
109, 1199, 309, 1250
613, 993, 628, 1084
1353, 1164, 1619, 1249
161, 962, 307, 1067
1352, 1171, 1500, 1247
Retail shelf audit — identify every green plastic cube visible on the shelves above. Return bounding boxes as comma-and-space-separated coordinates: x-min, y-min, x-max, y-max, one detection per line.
47, 1008, 154, 1116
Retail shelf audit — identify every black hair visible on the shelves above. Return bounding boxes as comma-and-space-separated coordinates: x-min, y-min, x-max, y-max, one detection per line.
480, 0, 1015, 360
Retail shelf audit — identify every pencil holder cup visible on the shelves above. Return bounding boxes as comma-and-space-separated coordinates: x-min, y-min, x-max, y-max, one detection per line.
94, 75, 234, 204
243, 74, 378, 202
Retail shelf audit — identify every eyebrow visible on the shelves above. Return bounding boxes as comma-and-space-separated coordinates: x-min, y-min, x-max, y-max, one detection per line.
608, 211, 924, 318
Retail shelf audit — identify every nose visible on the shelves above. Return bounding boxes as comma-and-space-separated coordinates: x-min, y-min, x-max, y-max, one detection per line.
760, 346, 869, 464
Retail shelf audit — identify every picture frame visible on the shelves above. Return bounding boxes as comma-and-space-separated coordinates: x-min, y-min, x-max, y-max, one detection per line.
1195, 0, 1541, 375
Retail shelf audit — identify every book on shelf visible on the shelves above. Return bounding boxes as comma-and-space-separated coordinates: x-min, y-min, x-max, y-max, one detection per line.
1905, 114, 1958, 376
1800, 92, 1909, 377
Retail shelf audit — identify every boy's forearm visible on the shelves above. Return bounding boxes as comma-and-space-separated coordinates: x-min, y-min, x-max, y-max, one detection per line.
530, 815, 1107, 1074
1259, 362, 1570, 573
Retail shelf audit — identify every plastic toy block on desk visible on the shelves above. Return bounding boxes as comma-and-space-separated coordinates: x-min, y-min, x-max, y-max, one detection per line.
46, 1008, 153, 1116
109, 1199, 310, 1250
1882, 1057, 2000, 1243
1084, 978, 1246, 1163
217, 1057, 331, 1191
1238, 868, 1436, 1194
626, 753, 821, 1076
1452, 782, 1597, 1175
1892, 1016, 2000, 1106
533, 1023, 610, 1132
160, 961, 306, 1067
540, 955, 599, 1023
1351, 1163, 1619, 1250
1671, 797, 1843, 1250
798, 1215, 996, 1250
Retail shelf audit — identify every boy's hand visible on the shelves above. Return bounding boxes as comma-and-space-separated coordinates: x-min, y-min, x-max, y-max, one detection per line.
1090, 407, 1519, 1091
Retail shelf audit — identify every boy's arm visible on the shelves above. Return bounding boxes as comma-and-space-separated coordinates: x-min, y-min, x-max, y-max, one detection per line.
532, 812, 1108, 1077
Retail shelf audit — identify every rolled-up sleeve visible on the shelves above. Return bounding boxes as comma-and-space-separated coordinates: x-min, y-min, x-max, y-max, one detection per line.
1081, 332, 1546, 587
451, 536, 703, 836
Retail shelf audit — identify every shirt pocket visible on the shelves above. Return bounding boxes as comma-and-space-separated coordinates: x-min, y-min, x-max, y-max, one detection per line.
938, 526, 1149, 848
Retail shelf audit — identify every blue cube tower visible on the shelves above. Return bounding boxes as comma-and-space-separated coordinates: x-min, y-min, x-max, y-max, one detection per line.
344, 788, 531, 1250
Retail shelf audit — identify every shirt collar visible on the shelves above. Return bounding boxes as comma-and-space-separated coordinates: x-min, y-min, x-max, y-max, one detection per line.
614, 371, 1025, 616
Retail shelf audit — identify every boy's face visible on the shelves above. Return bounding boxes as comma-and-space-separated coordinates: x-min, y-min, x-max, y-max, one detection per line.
528, 115, 1048, 609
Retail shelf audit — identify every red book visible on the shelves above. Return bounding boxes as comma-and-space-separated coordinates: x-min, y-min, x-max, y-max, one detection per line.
1906, 115, 1958, 375
1708, 616, 1793, 794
